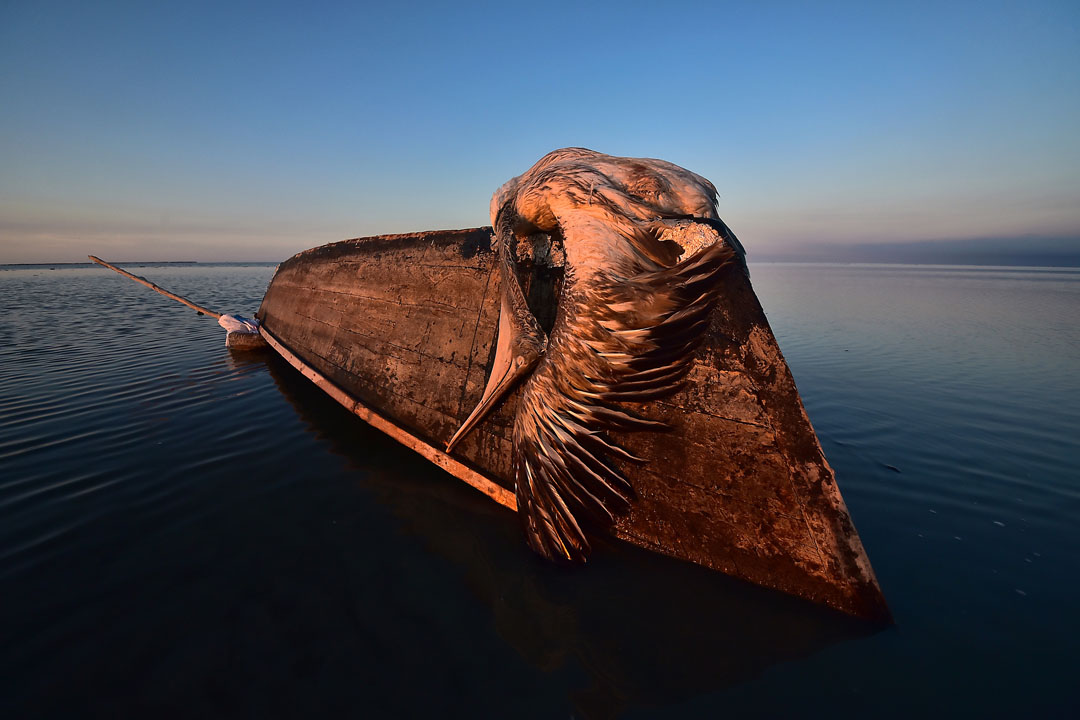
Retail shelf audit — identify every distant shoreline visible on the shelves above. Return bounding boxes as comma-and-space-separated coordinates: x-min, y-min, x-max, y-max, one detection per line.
0, 260, 281, 267
753, 236, 1080, 268
750, 257, 1080, 268
2, 259, 1079, 269
5, 234, 1078, 268
2, 261, 199, 266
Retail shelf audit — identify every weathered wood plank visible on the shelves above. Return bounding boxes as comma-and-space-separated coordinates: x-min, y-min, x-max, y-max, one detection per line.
260, 324, 516, 510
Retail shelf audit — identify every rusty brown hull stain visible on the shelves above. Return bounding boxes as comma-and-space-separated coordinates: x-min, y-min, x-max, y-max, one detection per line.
257, 227, 890, 623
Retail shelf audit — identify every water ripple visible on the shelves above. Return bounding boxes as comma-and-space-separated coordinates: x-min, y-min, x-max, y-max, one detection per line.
1, 261, 1077, 715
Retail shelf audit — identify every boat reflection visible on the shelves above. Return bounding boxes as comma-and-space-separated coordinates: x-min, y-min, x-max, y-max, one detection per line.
261, 353, 879, 717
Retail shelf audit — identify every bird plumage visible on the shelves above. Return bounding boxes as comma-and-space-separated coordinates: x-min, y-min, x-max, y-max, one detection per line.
457, 147, 742, 562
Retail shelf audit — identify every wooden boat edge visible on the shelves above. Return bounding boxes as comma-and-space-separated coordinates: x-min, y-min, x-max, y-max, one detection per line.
257, 227, 892, 624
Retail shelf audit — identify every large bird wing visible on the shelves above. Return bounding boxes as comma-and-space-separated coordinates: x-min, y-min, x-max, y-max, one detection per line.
512, 211, 738, 562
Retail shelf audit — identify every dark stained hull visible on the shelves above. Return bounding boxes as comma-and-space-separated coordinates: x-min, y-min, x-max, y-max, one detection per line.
257, 227, 890, 622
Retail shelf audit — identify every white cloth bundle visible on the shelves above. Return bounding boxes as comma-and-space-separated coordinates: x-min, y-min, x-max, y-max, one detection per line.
217, 314, 260, 334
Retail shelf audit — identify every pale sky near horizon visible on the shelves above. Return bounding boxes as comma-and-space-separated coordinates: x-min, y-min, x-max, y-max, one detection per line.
1, 0, 1078, 263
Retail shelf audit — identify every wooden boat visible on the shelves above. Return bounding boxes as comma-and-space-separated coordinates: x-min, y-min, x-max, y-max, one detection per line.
255, 224, 891, 623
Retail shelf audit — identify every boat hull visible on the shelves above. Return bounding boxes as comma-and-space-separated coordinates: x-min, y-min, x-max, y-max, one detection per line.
257, 227, 890, 622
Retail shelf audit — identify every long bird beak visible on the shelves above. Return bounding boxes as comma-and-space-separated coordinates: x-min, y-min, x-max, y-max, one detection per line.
445, 289, 537, 453
446, 239, 546, 453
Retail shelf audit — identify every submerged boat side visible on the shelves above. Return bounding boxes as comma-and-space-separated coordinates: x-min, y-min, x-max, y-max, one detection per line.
256, 227, 890, 622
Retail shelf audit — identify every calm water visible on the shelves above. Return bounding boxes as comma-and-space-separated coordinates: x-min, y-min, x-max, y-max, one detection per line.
1, 261, 1077, 718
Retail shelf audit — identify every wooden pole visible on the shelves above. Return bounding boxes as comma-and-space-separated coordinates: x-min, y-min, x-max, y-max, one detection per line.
88, 255, 222, 319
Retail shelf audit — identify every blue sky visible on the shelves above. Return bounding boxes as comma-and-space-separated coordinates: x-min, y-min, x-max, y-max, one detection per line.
1, 0, 1077, 262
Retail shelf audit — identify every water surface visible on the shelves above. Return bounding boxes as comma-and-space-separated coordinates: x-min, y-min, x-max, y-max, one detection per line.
1, 261, 1077, 717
